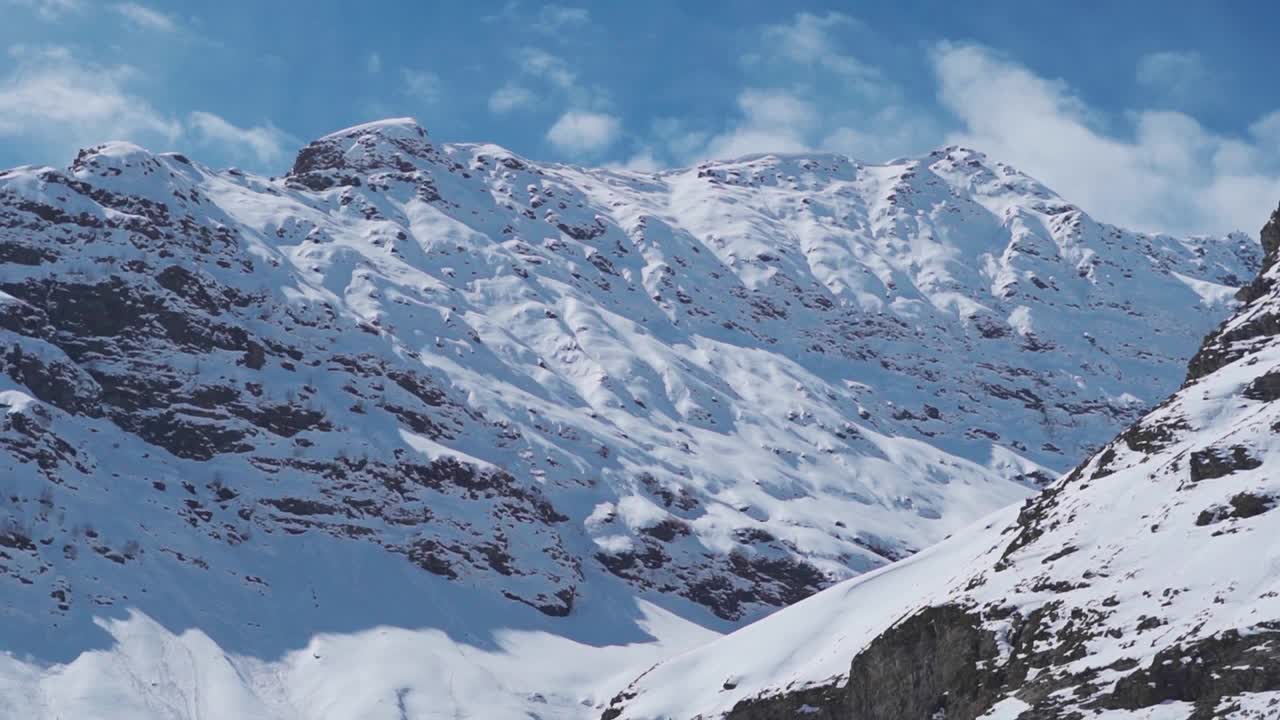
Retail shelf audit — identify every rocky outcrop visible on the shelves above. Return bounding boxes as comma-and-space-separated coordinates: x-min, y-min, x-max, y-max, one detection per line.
1187, 202, 1280, 381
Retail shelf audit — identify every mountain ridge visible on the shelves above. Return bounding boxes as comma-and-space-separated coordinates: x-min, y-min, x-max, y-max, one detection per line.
0, 118, 1262, 718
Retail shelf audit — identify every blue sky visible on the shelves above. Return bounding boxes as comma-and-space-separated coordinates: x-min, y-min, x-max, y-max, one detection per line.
3, 1, 1280, 235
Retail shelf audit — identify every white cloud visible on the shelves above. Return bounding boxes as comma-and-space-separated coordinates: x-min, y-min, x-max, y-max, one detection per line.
365, 52, 382, 74
737, 88, 820, 131
486, 3, 589, 35
821, 105, 936, 161
932, 42, 1280, 235
5, 0, 81, 20
650, 118, 709, 159
188, 111, 289, 165
702, 89, 817, 159
697, 97, 932, 165
506, 46, 614, 144
401, 68, 441, 102
112, 2, 177, 32
758, 12, 882, 89
0, 46, 298, 171
1136, 50, 1210, 102
533, 5, 589, 33
514, 46, 611, 109
668, 13, 934, 166
518, 47, 577, 91
0, 45, 181, 151
546, 110, 620, 154
488, 84, 535, 114
611, 149, 661, 173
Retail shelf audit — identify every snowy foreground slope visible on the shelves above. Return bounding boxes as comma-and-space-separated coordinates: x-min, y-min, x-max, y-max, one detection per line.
0, 119, 1260, 718
607, 207, 1280, 720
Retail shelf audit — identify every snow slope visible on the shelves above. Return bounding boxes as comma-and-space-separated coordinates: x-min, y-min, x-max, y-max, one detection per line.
606, 205, 1280, 720
0, 599, 716, 720
0, 119, 1260, 718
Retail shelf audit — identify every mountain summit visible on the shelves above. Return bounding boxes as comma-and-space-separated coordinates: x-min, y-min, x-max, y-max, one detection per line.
0, 120, 1261, 717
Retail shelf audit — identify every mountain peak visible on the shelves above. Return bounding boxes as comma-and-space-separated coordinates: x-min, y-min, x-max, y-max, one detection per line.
70, 141, 160, 174
290, 117, 435, 179
319, 117, 429, 142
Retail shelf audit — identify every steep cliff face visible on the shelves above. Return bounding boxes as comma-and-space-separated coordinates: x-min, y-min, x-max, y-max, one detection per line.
604, 206, 1280, 720
0, 119, 1262, 718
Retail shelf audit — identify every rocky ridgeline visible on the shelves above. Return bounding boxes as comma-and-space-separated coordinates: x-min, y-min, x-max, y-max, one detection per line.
0, 119, 1259, 652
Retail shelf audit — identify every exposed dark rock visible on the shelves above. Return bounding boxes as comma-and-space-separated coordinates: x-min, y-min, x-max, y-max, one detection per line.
0, 240, 57, 265
724, 683, 845, 720
261, 497, 343, 516
0, 529, 36, 552
131, 410, 254, 460
639, 518, 689, 542
406, 539, 457, 578
504, 586, 576, 617
1102, 630, 1280, 718
1243, 369, 1280, 401
556, 219, 605, 241
1233, 202, 1280, 305
842, 605, 1002, 720
1189, 446, 1262, 482
1196, 492, 1277, 526
1189, 205, 1280, 381
713, 605, 1006, 720
387, 369, 448, 406
726, 551, 827, 607
1119, 414, 1188, 454
1, 345, 102, 416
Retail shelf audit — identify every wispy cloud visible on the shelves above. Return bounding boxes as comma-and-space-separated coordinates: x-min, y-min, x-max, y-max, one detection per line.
1136, 50, 1212, 103
533, 5, 589, 33
702, 89, 817, 159
365, 52, 382, 74
502, 46, 611, 111
756, 12, 882, 90
546, 110, 620, 154
609, 149, 661, 172
518, 47, 578, 92
188, 111, 290, 165
489, 84, 536, 114
401, 68, 441, 102
492, 44, 616, 157
112, 2, 177, 32
4, 0, 82, 21
0, 45, 297, 170
485, 2, 589, 35
671, 12, 933, 165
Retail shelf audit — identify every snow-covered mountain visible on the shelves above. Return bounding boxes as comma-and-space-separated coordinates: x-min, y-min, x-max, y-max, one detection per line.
605, 206, 1280, 720
0, 119, 1260, 718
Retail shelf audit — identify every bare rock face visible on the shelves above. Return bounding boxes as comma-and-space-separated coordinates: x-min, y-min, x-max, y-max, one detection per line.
1190, 201, 1280, 375
0, 122, 1261, 660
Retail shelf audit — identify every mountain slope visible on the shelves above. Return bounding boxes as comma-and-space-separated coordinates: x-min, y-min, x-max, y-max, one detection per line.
605, 205, 1280, 720
0, 119, 1260, 717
